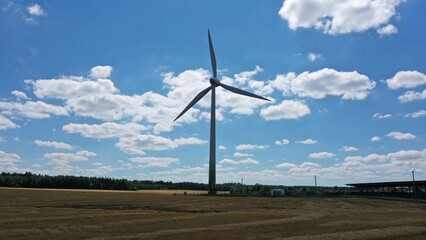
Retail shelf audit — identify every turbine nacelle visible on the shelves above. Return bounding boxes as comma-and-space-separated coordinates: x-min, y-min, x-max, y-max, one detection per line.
209, 77, 220, 86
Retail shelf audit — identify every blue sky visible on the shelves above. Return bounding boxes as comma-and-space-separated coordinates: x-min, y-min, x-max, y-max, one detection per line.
1, 0, 425, 186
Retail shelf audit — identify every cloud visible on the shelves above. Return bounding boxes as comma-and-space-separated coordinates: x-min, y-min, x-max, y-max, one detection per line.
341, 146, 359, 152
64, 122, 205, 155
386, 71, 426, 89
274, 162, 297, 169
24, 75, 137, 121
275, 139, 290, 145
90, 66, 113, 79
27, 4, 47, 16
297, 139, 317, 144
218, 145, 226, 150
233, 152, 254, 157
174, 137, 207, 145
234, 65, 263, 84
270, 68, 375, 100
235, 144, 269, 151
307, 52, 322, 61
279, 0, 405, 35
0, 100, 68, 119
11, 90, 29, 100
85, 164, 114, 176
344, 149, 426, 165
300, 162, 321, 168
345, 154, 386, 163
377, 24, 398, 36
25, 4, 47, 24
219, 158, 259, 165
373, 113, 392, 119
309, 152, 336, 159
129, 157, 179, 168
398, 89, 426, 103
386, 131, 416, 140
0, 114, 19, 130
63, 122, 147, 139
44, 150, 96, 163
0, 150, 21, 167
23, 66, 272, 134
164, 68, 270, 121
405, 110, 426, 118
26, 75, 119, 100
371, 136, 381, 142
260, 100, 310, 120
116, 134, 178, 155
34, 140, 74, 150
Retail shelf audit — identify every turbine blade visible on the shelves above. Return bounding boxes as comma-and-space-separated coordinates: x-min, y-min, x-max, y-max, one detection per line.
219, 83, 270, 101
174, 86, 212, 122
208, 29, 217, 78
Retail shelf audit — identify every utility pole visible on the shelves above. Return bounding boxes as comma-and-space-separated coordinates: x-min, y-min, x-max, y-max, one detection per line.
412, 169, 416, 200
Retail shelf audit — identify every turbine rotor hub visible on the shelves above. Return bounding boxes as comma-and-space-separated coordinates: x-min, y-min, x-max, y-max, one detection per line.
210, 77, 220, 86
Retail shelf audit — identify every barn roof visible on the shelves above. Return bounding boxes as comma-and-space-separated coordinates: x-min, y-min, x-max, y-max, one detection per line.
346, 180, 426, 188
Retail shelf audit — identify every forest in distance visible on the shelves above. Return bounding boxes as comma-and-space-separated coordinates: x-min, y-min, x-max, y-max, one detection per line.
0, 172, 354, 196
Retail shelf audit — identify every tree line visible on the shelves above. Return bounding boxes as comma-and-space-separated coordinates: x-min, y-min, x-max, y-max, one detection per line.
0, 172, 352, 195
0, 172, 235, 191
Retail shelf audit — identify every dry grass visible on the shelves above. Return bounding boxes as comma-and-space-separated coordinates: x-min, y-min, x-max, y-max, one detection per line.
1, 187, 425, 239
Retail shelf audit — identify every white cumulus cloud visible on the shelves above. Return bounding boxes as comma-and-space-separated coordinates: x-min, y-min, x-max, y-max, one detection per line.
233, 152, 254, 158
0, 150, 21, 167
275, 162, 297, 169
129, 157, 179, 168
297, 139, 317, 144
386, 131, 416, 140
11, 90, 29, 100
116, 134, 178, 155
398, 89, 426, 103
45, 150, 96, 163
377, 24, 398, 36
90, 66, 113, 79
63, 122, 147, 139
341, 146, 359, 152
34, 140, 74, 150
386, 71, 426, 89
279, 0, 405, 35
270, 68, 375, 100
219, 158, 259, 165
307, 52, 322, 61
174, 137, 208, 145
235, 144, 269, 151
405, 110, 426, 118
309, 152, 336, 159
27, 4, 47, 16
0, 114, 19, 130
275, 139, 290, 145
371, 136, 381, 142
260, 100, 310, 120
0, 100, 68, 119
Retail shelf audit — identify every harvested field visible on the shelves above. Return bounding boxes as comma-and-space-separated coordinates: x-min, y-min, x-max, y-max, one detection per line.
1, 188, 425, 239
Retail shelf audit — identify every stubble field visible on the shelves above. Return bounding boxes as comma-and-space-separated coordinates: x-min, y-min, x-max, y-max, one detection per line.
1, 187, 426, 240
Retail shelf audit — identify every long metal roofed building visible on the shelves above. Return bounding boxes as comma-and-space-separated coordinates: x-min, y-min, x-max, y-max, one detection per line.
346, 180, 426, 200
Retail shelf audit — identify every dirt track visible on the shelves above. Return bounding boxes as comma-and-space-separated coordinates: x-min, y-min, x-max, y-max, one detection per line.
1, 188, 425, 239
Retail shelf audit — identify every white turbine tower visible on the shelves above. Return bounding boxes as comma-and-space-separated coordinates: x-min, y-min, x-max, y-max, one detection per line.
174, 30, 270, 194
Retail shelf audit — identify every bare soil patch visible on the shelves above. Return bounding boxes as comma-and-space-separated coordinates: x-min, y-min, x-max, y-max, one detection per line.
1, 187, 425, 239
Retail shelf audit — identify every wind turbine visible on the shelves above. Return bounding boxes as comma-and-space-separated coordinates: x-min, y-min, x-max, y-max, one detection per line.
174, 30, 270, 194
